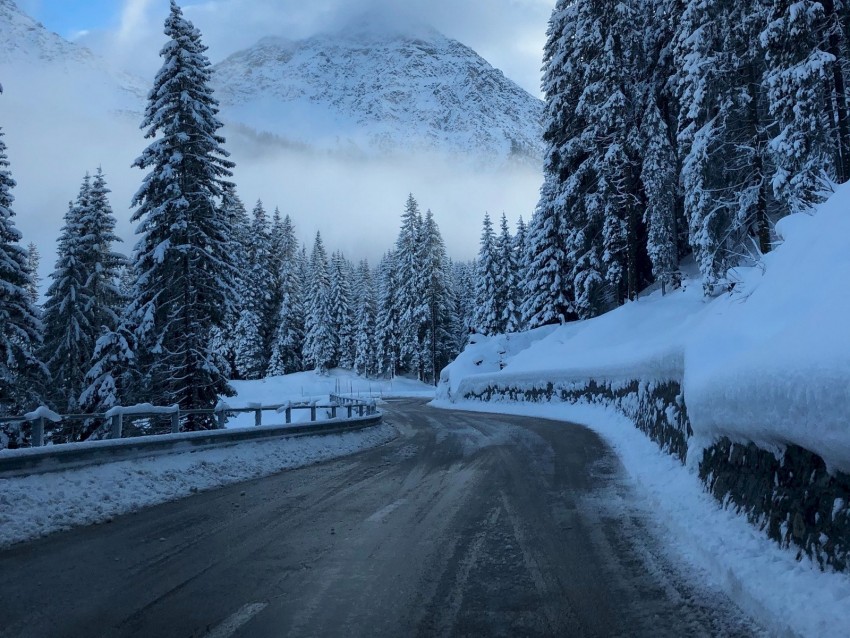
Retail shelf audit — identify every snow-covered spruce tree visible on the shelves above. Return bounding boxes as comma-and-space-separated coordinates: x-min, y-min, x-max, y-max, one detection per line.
0, 128, 45, 419
451, 260, 476, 352
329, 251, 355, 370
352, 259, 378, 378
474, 213, 501, 335
760, 1, 838, 212
209, 183, 249, 378
267, 214, 305, 376
496, 213, 521, 333
303, 232, 335, 374
42, 181, 97, 413
375, 251, 401, 378
418, 209, 457, 384
522, 2, 581, 326
25, 242, 40, 307
234, 200, 271, 379
675, 0, 773, 293
641, 96, 679, 294
78, 321, 136, 421
128, 1, 237, 426
395, 194, 427, 376
512, 216, 527, 319
83, 168, 126, 332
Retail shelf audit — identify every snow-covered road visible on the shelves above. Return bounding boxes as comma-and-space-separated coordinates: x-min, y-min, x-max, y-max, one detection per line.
0, 400, 762, 638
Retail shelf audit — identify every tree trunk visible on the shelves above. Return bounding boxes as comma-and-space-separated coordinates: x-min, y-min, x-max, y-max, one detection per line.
822, 0, 850, 183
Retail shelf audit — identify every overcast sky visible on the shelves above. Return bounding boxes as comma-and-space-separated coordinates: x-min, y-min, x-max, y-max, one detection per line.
22, 0, 555, 96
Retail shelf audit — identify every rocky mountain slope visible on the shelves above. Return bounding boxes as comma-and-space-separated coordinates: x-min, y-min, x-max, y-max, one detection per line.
212, 26, 545, 163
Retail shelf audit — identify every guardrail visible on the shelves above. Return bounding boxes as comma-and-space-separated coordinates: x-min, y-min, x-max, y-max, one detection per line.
0, 397, 380, 450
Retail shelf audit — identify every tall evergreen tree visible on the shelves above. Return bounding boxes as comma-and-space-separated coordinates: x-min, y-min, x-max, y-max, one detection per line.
352, 259, 378, 378
395, 194, 426, 375
496, 213, 521, 333
329, 251, 355, 369
418, 210, 457, 383
128, 1, 237, 425
303, 232, 334, 374
267, 215, 305, 376
42, 180, 97, 412
375, 251, 401, 378
234, 200, 271, 379
474, 213, 500, 335
0, 128, 45, 421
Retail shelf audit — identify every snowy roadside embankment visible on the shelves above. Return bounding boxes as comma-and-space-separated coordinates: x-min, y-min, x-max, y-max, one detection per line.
0, 423, 396, 549
440, 182, 850, 471
433, 399, 850, 638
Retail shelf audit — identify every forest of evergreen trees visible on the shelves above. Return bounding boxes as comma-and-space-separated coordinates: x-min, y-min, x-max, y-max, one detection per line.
519, 0, 850, 325
3, 0, 850, 436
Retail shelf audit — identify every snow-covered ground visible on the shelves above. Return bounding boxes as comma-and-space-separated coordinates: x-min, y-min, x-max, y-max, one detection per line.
226, 369, 435, 428
441, 181, 850, 472
0, 422, 397, 549
433, 399, 850, 638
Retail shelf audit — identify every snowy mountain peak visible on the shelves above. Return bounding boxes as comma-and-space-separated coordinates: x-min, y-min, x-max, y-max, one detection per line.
212, 27, 544, 164
0, 0, 95, 65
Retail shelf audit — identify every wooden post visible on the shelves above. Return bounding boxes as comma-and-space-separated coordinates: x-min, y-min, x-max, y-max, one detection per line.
358, 405, 364, 417
111, 413, 123, 439
310, 405, 317, 422
32, 417, 45, 447
285, 407, 292, 424
217, 410, 227, 430
331, 406, 337, 419
171, 409, 180, 434
254, 409, 262, 427
347, 406, 353, 419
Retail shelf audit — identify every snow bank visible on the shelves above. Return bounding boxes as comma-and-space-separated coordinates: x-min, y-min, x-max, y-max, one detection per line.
685, 189, 850, 472
441, 182, 850, 469
0, 423, 397, 548
434, 399, 850, 638
228, 369, 435, 428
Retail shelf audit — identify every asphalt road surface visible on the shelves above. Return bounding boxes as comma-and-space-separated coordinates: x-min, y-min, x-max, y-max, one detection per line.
0, 399, 763, 638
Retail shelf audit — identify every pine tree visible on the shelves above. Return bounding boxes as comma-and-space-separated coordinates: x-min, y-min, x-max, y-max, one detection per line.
0, 128, 45, 417
128, 1, 237, 426
329, 251, 355, 369
234, 200, 271, 379
83, 168, 126, 332
352, 260, 378, 377
42, 182, 97, 412
474, 213, 500, 335
418, 210, 456, 383
395, 194, 426, 376
25, 242, 40, 306
496, 213, 521, 333
451, 260, 476, 352
213, 184, 249, 378
761, 0, 837, 212
303, 232, 335, 374
267, 215, 305, 376
375, 251, 401, 378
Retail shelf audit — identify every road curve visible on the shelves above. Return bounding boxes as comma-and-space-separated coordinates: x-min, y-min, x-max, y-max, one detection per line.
0, 399, 762, 637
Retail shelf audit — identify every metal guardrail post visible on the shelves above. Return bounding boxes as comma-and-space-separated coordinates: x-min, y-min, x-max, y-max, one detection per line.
171, 410, 180, 434
217, 410, 227, 429
32, 417, 45, 447
310, 405, 317, 422
330, 405, 337, 419
347, 406, 353, 419
254, 409, 262, 427
285, 407, 292, 424
111, 414, 123, 439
